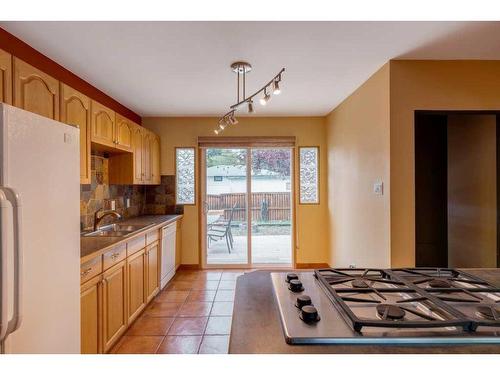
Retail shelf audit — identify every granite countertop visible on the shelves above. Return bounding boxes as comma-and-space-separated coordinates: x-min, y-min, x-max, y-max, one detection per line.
229, 268, 500, 354
80, 214, 182, 263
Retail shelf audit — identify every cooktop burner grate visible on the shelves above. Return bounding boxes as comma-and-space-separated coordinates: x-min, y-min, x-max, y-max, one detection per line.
314, 268, 500, 333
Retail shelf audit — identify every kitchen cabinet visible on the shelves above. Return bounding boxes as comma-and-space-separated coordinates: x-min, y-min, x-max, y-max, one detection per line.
145, 241, 160, 303
101, 259, 128, 352
115, 113, 134, 152
142, 131, 153, 184
133, 125, 144, 183
60, 84, 91, 184
13, 57, 59, 120
152, 134, 161, 184
90, 100, 115, 148
80, 275, 102, 354
127, 248, 146, 324
0, 49, 12, 104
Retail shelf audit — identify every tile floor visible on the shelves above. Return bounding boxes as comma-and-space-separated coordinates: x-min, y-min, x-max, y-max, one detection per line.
111, 269, 247, 354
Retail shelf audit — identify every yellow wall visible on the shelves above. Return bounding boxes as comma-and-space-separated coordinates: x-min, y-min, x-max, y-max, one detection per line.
447, 114, 497, 268
142, 117, 329, 266
325, 64, 391, 268
390, 60, 500, 266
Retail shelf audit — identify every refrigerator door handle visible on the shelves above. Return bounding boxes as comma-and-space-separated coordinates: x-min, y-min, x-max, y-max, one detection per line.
0, 190, 9, 342
0, 187, 23, 339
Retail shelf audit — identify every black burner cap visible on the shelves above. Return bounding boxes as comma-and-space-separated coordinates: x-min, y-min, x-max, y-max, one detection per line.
376, 304, 406, 320
286, 273, 299, 283
300, 305, 320, 323
352, 279, 369, 288
295, 295, 312, 309
288, 279, 304, 292
476, 306, 499, 320
429, 279, 451, 288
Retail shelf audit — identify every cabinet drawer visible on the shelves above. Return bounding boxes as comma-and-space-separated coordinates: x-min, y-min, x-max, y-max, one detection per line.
81, 257, 102, 284
146, 229, 159, 245
127, 234, 146, 256
103, 243, 127, 271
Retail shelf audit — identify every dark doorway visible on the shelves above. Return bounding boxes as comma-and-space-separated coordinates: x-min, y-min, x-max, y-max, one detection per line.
415, 113, 448, 267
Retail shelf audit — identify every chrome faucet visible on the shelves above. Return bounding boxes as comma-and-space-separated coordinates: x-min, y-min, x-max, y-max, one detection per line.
93, 209, 122, 231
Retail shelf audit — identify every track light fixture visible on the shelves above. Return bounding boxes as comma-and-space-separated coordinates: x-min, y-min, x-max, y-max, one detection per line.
214, 62, 285, 135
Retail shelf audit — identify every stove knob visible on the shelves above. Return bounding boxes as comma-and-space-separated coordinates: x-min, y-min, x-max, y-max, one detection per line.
288, 279, 304, 292
296, 295, 312, 309
300, 305, 320, 323
286, 273, 299, 283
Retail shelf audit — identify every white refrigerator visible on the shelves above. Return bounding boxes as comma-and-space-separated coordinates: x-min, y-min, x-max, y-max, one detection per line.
0, 103, 80, 353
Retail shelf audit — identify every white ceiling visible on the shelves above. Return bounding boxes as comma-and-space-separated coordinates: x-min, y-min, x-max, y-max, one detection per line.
2, 21, 500, 117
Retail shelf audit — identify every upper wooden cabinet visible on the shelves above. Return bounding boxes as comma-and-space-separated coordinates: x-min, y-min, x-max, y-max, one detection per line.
151, 134, 161, 184
91, 100, 115, 148
13, 57, 59, 120
142, 131, 153, 184
60, 84, 92, 184
133, 125, 144, 183
115, 113, 134, 152
0, 49, 12, 104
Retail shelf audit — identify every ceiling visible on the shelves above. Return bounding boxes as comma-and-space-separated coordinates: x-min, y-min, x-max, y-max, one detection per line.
2, 21, 500, 117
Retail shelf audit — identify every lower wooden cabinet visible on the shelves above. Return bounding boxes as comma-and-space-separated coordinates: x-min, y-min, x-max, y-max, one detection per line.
102, 260, 128, 352
80, 275, 101, 354
127, 249, 146, 324
80, 229, 168, 353
146, 241, 160, 303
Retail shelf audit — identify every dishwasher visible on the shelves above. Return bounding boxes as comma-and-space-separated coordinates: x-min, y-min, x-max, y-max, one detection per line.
160, 222, 177, 288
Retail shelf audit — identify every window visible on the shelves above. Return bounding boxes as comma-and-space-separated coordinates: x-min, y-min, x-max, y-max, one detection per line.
175, 147, 196, 205
299, 146, 319, 204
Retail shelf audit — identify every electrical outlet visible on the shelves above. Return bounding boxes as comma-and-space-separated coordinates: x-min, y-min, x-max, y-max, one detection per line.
373, 182, 383, 195
110, 200, 116, 210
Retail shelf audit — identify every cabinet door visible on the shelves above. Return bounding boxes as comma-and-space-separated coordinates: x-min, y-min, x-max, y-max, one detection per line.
146, 241, 160, 302
127, 249, 146, 323
151, 134, 161, 185
115, 113, 133, 152
13, 57, 59, 120
142, 131, 153, 184
91, 100, 115, 148
0, 49, 12, 104
102, 260, 127, 352
132, 125, 144, 184
60, 84, 91, 184
81, 275, 102, 354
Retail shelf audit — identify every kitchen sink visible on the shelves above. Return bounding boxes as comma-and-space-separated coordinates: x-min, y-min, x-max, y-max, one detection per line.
82, 223, 152, 237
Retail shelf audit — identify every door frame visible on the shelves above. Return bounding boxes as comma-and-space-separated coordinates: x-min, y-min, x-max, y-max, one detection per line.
198, 146, 296, 269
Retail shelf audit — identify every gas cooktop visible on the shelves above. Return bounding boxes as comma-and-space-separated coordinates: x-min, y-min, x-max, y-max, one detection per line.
271, 268, 500, 345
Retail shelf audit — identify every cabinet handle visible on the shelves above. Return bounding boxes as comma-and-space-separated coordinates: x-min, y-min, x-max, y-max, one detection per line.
81, 267, 92, 277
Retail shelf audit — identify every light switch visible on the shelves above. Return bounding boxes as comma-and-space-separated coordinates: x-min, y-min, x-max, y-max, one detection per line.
373, 182, 383, 195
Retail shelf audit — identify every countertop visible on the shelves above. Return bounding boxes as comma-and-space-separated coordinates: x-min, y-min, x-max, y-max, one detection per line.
229, 269, 500, 354
80, 214, 183, 263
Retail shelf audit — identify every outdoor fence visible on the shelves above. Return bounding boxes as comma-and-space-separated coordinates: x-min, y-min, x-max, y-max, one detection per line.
207, 192, 291, 221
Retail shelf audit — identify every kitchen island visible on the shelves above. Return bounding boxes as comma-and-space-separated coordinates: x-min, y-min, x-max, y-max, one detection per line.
229, 269, 500, 354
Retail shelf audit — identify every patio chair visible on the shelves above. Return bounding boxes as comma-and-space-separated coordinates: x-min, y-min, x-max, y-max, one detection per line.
207, 203, 236, 253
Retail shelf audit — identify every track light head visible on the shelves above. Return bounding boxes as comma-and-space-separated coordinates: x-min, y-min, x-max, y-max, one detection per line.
272, 79, 281, 95
248, 100, 254, 114
260, 89, 271, 106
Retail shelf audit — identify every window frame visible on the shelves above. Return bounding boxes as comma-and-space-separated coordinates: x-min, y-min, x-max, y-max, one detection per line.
298, 146, 320, 205
175, 146, 196, 205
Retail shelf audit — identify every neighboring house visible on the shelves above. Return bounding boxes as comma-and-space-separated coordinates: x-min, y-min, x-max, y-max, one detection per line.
207, 165, 291, 194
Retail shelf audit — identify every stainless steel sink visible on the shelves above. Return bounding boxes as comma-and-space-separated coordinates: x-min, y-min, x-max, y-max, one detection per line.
82, 223, 152, 237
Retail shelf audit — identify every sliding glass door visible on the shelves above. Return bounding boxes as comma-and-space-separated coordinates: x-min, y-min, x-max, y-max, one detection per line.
202, 147, 293, 267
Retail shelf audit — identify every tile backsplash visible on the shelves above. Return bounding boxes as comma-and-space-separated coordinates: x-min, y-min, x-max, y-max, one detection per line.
80, 155, 182, 231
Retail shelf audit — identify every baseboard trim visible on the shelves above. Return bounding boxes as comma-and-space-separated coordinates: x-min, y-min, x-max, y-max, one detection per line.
295, 263, 330, 269
177, 264, 202, 271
